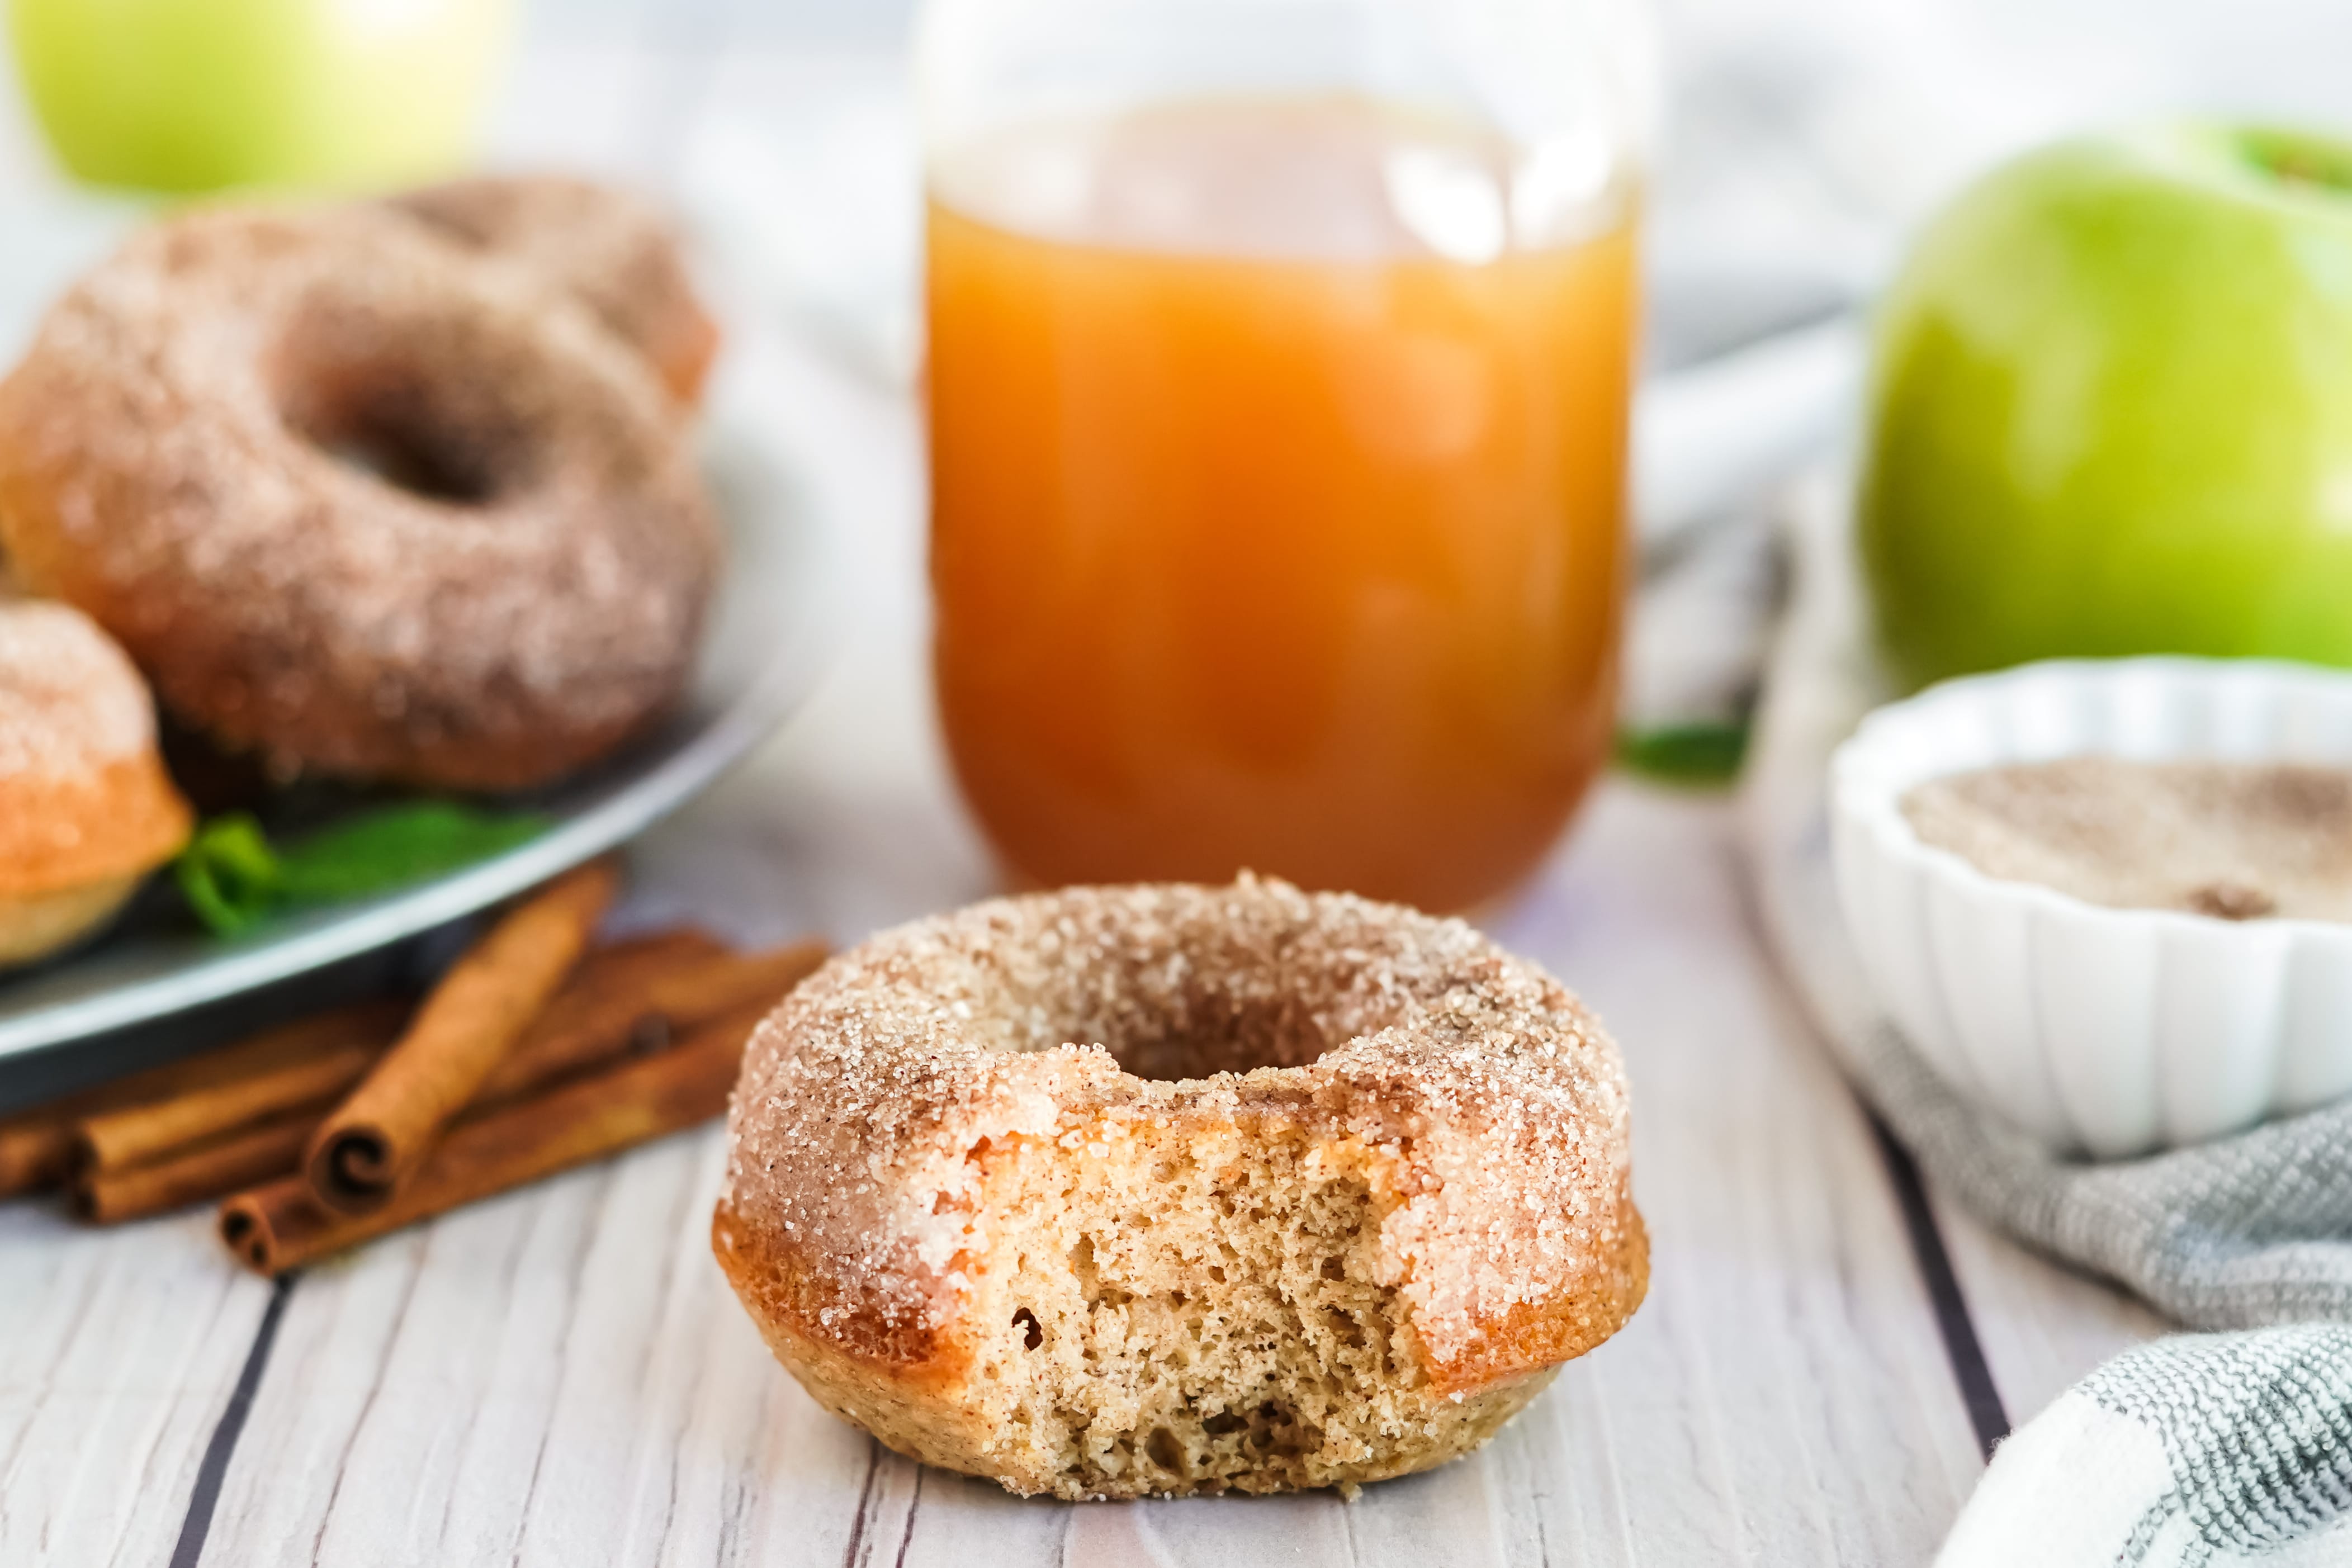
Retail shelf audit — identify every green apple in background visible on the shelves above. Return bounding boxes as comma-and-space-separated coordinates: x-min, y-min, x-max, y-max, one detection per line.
8, 0, 516, 193
1859, 122, 2352, 689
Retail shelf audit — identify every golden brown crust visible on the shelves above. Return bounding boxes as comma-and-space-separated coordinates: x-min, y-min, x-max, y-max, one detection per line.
0, 205, 719, 792
0, 874, 141, 967
0, 756, 191, 899
1428, 1200, 1648, 1396
714, 1202, 961, 1390
390, 175, 721, 405
0, 598, 190, 965
716, 878, 1646, 1495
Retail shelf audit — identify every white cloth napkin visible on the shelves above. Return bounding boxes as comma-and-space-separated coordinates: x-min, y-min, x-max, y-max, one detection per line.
1940, 1328, 2352, 1568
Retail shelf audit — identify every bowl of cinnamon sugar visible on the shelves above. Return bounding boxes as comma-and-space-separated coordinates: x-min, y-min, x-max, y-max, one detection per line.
1830, 657, 2352, 1158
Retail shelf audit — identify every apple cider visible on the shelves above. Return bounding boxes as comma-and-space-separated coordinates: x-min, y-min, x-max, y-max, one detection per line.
927, 96, 1638, 911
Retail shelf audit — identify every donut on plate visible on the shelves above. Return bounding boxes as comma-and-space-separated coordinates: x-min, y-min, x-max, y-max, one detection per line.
0, 205, 720, 793
390, 175, 721, 405
0, 599, 191, 967
714, 876, 1646, 1499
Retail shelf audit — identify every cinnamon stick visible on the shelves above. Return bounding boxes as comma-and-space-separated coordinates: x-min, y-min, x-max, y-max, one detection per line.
302, 859, 618, 1215
68, 929, 737, 1222
476, 926, 726, 1092
0, 1124, 71, 1200
0, 1002, 405, 1198
481, 938, 827, 1099
223, 999, 763, 1276
77, 1115, 315, 1225
73, 1002, 405, 1176
523, 927, 729, 1022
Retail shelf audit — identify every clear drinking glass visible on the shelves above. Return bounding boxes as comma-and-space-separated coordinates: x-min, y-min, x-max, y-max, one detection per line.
919, 0, 1653, 911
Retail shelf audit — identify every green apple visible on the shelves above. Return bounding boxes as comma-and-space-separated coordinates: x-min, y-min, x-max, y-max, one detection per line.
8, 0, 516, 193
1859, 122, 2352, 690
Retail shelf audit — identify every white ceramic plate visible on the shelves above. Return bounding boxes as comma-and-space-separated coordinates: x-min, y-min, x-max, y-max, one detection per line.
0, 196, 840, 1060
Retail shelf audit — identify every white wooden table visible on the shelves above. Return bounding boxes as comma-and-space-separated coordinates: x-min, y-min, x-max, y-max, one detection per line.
0, 13, 2178, 1565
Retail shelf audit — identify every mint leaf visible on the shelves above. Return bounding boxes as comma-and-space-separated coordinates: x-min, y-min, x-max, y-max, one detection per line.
1615, 720, 1752, 787
175, 802, 548, 937
175, 813, 286, 936
274, 802, 549, 902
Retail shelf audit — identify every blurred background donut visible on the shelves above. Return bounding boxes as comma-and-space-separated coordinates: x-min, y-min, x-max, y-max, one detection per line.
0, 205, 720, 793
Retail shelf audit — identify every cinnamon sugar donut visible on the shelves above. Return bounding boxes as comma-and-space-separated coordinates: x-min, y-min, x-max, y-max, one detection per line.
390, 176, 721, 404
0, 206, 719, 792
714, 877, 1646, 1499
0, 600, 191, 967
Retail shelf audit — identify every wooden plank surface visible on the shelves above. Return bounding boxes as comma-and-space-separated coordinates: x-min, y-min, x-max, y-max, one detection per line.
199, 1133, 888, 1567
1489, 789, 1987, 1565
1932, 1196, 2166, 1430
0, 1205, 272, 1567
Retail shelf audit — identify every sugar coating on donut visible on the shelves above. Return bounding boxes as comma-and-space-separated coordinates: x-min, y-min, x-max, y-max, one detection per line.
717, 876, 1645, 1497
390, 176, 719, 402
0, 599, 154, 779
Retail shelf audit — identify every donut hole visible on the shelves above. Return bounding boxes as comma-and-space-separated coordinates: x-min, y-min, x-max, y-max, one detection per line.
269, 296, 553, 506
1095, 991, 1333, 1083
287, 384, 500, 504
991, 945, 1385, 1084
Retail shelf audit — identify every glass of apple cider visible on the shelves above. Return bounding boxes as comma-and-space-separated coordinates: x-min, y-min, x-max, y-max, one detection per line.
919, 0, 1653, 911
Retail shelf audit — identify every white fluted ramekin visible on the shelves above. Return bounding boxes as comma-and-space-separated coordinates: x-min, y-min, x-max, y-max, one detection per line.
1830, 657, 2352, 1158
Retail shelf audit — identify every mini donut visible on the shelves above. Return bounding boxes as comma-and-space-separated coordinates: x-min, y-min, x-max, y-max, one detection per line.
715, 877, 1646, 1499
0, 205, 720, 793
0, 599, 191, 967
389, 176, 721, 404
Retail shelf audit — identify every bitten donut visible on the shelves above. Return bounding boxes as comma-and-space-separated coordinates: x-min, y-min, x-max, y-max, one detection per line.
0, 599, 191, 967
391, 175, 721, 404
714, 877, 1646, 1499
0, 206, 720, 792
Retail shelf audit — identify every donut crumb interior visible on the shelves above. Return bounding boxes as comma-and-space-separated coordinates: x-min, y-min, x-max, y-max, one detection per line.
957, 1115, 1524, 1498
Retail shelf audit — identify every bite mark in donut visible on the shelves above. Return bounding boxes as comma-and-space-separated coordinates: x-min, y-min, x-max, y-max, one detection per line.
715, 876, 1646, 1499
